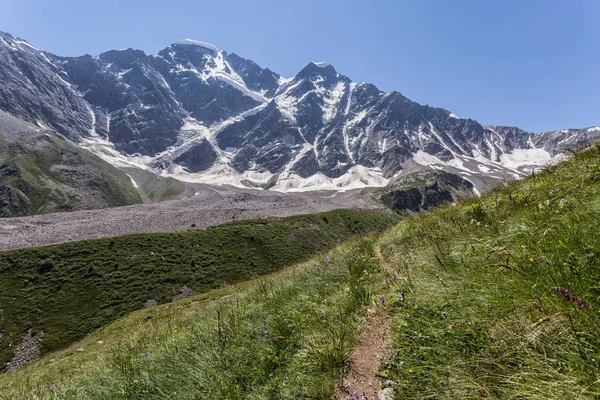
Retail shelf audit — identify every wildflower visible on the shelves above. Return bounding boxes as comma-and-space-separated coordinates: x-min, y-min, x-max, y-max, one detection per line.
579, 301, 589, 309
388, 245, 396, 253
264, 330, 269, 339
379, 296, 387, 307
551, 286, 589, 309
353, 392, 359, 400
325, 257, 332, 264
400, 291, 405, 301
315, 265, 321, 271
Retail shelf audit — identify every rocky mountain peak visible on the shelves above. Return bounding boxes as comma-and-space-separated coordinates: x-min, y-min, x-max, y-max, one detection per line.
0, 32, 598, 193
296, 61, 341, 82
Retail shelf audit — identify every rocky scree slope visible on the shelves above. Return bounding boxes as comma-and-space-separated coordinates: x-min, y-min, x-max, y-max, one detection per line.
1, 32, 599, 192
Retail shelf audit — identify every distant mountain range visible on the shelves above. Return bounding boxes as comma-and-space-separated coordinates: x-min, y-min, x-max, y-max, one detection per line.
1, 31, 599, 192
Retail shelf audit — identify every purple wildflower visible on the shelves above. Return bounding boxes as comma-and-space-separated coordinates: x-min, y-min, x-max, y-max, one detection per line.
388, 245, 396, 253
264, 330, 269, 339
326, 257, 332, 264
551, 286, 589, 309
379, 296, 387, 307
315, 265, 321, 271
577, 301, 589, 309
353, 392, 359, 400
400, 291, 405, 301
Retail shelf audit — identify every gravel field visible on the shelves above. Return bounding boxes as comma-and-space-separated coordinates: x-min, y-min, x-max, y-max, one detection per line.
0, 184, 381, 251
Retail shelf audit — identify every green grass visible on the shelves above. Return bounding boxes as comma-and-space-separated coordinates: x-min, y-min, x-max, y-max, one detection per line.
377, 145, 600, 398
0, 132, 142, 216
0, 237, 386, 399
3, 144, 600, 398
120, 167, 185, 203
0, 209, 396, 371
360, 186, 380, 195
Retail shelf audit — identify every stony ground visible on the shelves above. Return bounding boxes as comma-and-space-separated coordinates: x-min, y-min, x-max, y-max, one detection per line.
0, 184, 380, 251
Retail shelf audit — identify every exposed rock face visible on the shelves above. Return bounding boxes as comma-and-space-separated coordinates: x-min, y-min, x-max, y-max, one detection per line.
0, 31, 598, 192
0, 33, 92, 141
172, 139, 218, 172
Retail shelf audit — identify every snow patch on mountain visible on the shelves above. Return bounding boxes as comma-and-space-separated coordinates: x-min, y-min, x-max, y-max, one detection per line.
174, 39, 219, 52
169, 161, 274, 188
170, 50, 267, 103
272, 165, 389, 192
413, 150, 444, 169
80, 136, 153, 170
499, 148, 563, 170
322, 81, 346, 122
126, 174, 139, 189
447, 157, 473, 173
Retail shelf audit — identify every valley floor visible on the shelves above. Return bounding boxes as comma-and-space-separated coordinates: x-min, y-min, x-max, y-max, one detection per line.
0, 185, 378, 251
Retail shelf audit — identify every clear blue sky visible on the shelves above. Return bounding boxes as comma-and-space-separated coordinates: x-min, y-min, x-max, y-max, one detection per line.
2, 0, 598, 132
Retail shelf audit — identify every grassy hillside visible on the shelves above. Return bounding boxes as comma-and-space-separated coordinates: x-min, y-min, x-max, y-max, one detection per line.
0, 131, 142, 216
376, 146, 600, 398
121, 167, 185, 203
0, 209, 396, 371
1, 144, 600, 399
0, 237, 386, 399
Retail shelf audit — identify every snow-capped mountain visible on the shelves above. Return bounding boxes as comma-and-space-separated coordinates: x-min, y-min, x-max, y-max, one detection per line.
1, 31, 599, 192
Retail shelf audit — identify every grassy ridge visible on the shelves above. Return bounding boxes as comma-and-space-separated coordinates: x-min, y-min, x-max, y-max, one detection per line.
0, 209, 396, 370
377, 145, 600, 398
120, 167, 185, 203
